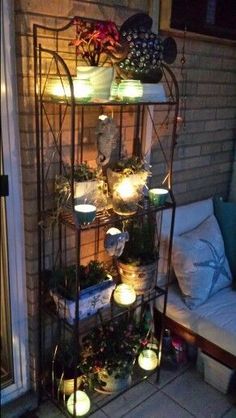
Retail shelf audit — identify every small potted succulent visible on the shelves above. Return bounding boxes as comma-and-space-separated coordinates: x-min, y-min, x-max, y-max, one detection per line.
48, 260, 115, 324
69, 18, 127, 100
117, 218, 158, 294
81, 318, 144, 393
107, 156, 150, 215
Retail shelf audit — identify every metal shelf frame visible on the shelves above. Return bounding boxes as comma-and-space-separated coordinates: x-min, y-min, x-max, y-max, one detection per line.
34, 15, 179, 417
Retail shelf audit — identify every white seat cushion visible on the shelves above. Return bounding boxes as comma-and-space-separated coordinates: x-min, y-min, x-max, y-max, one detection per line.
156, 283, 236, 356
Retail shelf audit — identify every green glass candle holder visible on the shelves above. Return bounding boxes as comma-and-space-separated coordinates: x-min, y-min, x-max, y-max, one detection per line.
117, 80, 143, 102
148, 188, 169, 207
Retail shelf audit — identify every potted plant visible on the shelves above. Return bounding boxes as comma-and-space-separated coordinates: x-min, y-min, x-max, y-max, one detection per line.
81, 318, 144, 393
107, 156, 150, 215
117, 218, 158, 294
55, 162, 107, 210
69, 18, 127, 100
48, 260, 116, 325
52, 340, 84, 396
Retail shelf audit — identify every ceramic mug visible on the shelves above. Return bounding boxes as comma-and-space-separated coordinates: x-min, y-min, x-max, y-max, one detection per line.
74, 204, 96, 226
148, 188, 169, 206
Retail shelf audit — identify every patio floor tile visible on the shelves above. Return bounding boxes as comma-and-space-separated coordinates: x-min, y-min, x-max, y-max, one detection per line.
162, 367, 233, 418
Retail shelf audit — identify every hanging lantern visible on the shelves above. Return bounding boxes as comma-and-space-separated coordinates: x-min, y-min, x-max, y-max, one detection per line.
113, 283, 136, 307
67, 390, 91, 417
138, 348, 159, 371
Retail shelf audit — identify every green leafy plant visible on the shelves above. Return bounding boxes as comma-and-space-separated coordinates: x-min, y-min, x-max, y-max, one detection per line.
111, 156, 150, 177
72, 162, 98, 182
119, 218, 157, 266
47, 260, 111, 300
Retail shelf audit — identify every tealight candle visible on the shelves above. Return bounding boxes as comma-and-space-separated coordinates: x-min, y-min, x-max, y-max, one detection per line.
74, 204, 96, 226
148, 188, 169, 207
113, 283, 136, 307
67, 390, 91, 416
138, 348, 159, 371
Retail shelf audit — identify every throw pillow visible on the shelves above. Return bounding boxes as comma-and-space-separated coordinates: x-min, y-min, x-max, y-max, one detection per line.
172, 214, 232, 309
213, 196, 236, 289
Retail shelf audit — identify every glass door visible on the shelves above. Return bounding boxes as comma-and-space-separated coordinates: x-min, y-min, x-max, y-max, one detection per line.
1, 0, 29, 404
0, 145, 14, 390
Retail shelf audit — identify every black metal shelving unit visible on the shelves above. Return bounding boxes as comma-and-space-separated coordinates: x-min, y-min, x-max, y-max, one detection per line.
34, 16, 179, 417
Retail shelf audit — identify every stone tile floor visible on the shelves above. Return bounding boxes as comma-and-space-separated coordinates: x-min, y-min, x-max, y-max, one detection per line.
34, 364, 236, 418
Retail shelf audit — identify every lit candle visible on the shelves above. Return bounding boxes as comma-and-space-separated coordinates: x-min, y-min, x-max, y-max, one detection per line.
73, 78, 93, 101
117, 80, 143, 101
138, 348, 159, 371
148, 188, 168, 207
74, 204, 96, 226
45, 77, 93, 102
113, 283, 136, 307
67, 390, 91, 416
112, 178, 139, 215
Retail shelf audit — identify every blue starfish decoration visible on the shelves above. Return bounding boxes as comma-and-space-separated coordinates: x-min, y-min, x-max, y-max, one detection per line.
194, 239, 231, 297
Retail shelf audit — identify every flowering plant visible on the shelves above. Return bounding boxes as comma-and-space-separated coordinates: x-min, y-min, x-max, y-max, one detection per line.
81, 319, 146, 383
70, 18, 126, 66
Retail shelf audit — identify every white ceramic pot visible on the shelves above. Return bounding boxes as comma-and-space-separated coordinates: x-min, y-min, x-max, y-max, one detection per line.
98, 369, 132, 393
76, 67, 114, 100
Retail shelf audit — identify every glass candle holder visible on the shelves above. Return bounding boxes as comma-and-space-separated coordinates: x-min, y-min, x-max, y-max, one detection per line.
73, 78, 93, 102
45, 77, 70, 99
67, 390, 91, 417
113, 283, 136, 307
112, 177, 140, 216
117, 80, 143, 102
138, 349, 159, 371
148, 188, 169, 207
44, 77, 93, 102
74, 204, 96, 227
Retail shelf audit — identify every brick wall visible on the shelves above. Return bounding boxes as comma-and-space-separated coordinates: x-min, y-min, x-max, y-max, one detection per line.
152, 33, 236, 204
14, 0, 236, 390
